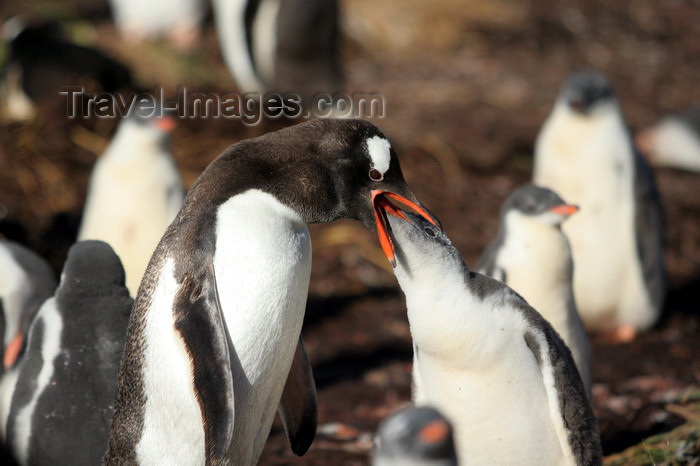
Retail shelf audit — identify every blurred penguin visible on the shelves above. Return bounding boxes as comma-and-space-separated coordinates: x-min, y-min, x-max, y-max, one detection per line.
5, 241, 132, 465
0, 240, 56, 440
637, 107, 700, 173
77, 107, 184, 294
0, 18, 132, 121
108, 0, 204, 50
373, 406, 458, 466
211, 0, 341, 104
534, 70, 665, 341
477, 185, 591, 394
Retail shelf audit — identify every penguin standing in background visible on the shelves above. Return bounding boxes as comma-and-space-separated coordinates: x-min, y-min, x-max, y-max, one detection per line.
78, 108, 184, 295
0, 241, 56, 440
5, 241, 133, 466
376, 205, 602, 465
104, 119, 439, 465
0, 18, 132, 121
211, 0, 341, 102
108, 0, 204, 50
373, 406, 457, 466
534, 70, 666, 341
636, 107, 700, 173
477, 185, 592, 394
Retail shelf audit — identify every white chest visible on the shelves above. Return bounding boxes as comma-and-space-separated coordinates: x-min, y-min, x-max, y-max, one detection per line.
214, 190, 312, 463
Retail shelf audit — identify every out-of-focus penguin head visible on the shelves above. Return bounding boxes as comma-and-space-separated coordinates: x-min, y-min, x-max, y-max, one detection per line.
559, 70, 615, 115
502, 185, 578, 228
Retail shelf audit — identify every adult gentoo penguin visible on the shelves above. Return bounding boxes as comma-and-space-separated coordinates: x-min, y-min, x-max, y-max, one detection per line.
5, 241, 132, 465
636, 107, 700, 173
0, 241, 56, 371
477, 185, 592, 394
104, 119, 439, 465
534, 70, 666, 340
376, 206, 602, 465
0, 18, 132, 121
78, 109, 184, 295
211, 0, 341, 101
373, 406, 457, 466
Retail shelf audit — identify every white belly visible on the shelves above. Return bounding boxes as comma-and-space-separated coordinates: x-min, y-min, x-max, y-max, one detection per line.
78, 151, 182, 294
214, 191, 312, 465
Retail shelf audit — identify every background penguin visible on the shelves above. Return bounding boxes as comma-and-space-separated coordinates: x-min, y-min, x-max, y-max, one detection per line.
104, 119, 439, 465
477, 185, 592, 395
377, 206, 602, 465
0, 18, 132, 121
108, 0, 204, 50
5, 240, 133, 466
0, 240, 56, 440
77, 108, 184, 295
534, 69, 666, 341
373, 405, 457, 466
211, 0, 341, 103
636, 107, 700, 173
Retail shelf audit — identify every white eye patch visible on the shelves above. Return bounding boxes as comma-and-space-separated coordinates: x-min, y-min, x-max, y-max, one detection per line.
366, 136, 391, 175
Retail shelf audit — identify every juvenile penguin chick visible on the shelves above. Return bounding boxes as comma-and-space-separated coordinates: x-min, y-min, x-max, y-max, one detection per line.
78, 109, 183, 295
5, 241, 132, 465
477, 185, 591, 394
373, 406, 457, 466
636, 107, 700, 173
378, 207, 602, 465
534, 70, 665, 340
104, 119, 439, 465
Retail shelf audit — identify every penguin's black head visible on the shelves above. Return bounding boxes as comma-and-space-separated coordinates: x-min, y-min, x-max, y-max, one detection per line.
374, 406, 457, 464
560, 70, 614, 114
501, 185, 578, 227
61, 240, 126, 291
271, 119, 442, 267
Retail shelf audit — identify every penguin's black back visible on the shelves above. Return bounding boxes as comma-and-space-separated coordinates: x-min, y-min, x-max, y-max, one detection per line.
8, 23, 132, 100
6, 240, 133, 465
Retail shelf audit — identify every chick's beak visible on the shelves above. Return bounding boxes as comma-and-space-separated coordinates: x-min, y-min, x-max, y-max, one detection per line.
371, 189, 441, 267
549, 204, 579, 216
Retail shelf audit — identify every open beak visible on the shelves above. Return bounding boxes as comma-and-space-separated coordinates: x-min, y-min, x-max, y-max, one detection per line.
371, 189, 441, 267
549, 204, 579, 216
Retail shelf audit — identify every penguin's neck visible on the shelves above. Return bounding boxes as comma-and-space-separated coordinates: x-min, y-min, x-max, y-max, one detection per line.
104, 129, 166, 164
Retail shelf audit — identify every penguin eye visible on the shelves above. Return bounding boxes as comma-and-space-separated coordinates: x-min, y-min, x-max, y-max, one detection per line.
369, 168, 383, 181
425, 228, 436, 237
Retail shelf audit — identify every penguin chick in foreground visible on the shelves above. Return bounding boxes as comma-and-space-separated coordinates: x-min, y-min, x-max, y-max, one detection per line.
78, 108, 184, 295
534, 69, 665, 341
477, 185, 592, 395
376, 205, 602, 465
637, 107, 700, 173
104, 119, 439, 465
373, 405, 457, 466
5, 241, 132, 465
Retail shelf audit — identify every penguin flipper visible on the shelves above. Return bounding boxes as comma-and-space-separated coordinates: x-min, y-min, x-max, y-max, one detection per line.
278, 336, 317, 456
173, 265, 235, 463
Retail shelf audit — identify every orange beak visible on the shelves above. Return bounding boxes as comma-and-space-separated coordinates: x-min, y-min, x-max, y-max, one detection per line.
371, 190, 441, 267
154, 115, 177, 132
419, 419, 451, 444
549, 204, 579, 216
4, 333, 23, 369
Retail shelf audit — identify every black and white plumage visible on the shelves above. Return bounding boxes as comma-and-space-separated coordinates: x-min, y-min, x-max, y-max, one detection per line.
0, 18, 132, 121
534, 70, 666, 337
77, 109, 184, 295
379, 208, 602, 465
637, 107, 700, 173
104, 119, 439, 465
373, 406, 457, 466
211, 0, 341, 102
5, 241, 132, 465
477, 185, 591, 394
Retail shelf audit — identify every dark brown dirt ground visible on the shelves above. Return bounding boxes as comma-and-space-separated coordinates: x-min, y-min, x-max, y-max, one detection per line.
1, 0, 699, 464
